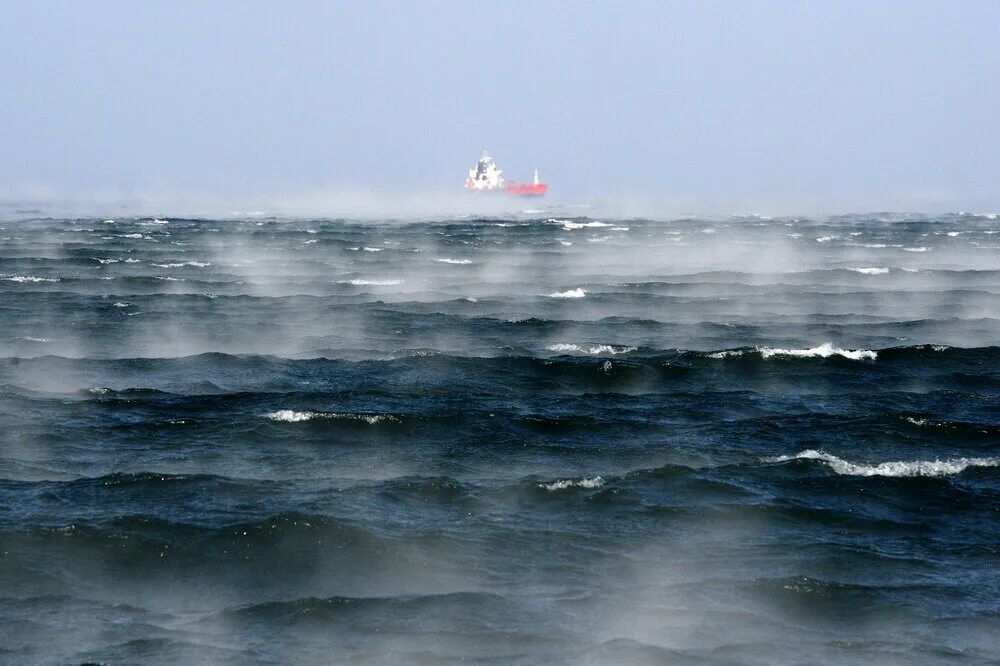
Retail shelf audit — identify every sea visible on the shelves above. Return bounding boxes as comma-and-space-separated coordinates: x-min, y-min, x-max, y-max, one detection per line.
0, 212, 998, 664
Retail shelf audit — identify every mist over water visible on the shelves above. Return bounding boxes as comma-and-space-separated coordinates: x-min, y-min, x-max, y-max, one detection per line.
2, 212, 999, 663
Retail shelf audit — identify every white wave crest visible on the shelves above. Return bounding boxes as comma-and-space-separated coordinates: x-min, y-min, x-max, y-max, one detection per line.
547, 343, 635, 355
539, 476, 605, 491
363, 246, 384, 252
768, 449, 1000, 477
707, 349, 747, 359
151, 261, 211, 268
549, 288, 586, 298
264, 410, 397, 424
709, 343, 876, 361
903, 246, 931, 252
758, 343, 877, 361
848, 267, 889, 275
436, 258, 472, 264
113, 302, 130, 308
2, 275, 59, 283
550, 219, 610, 230
341, 279, 403, 286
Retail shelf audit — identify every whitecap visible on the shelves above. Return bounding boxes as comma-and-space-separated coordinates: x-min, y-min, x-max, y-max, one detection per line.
756, 343, 877, 361
22, 336, 49, 343
548, 288, 586, 298
707, 349, 747, 359
363, 246, 384, 252
711, 343, 876, 361
436, 258, 472, 264
767, 449, 1000, 477
815, 236, 837, 243
341, 279, 403, 286
113, 302, 130, 308
263, 410, 397, 425
2, 275, 59, 283
551, 219, 610, 230
847, 267, 889, 275
151, 261, 211, 268
903, 246, 931, 252
547, 343, 635, 355
539, 476, 605, 491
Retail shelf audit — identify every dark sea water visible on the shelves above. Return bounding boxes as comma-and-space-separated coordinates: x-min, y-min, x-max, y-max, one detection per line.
1, 213, 999, 664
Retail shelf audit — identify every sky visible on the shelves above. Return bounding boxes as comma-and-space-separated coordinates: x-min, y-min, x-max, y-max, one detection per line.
1, 0, 999, 215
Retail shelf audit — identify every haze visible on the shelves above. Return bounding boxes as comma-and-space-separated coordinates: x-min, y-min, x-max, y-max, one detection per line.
2, 0, 999, 215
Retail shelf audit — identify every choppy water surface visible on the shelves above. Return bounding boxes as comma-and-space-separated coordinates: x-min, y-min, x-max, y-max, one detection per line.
1, 213, 999, 664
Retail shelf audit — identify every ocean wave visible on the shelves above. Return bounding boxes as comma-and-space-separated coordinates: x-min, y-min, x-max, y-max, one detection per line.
150, 261, 211, 268
550, 219, 610, 230
548, 288, 586, 298
847, 267, 889, 275
435, 258, 472, 264
768, 449, 1000, 477
546, 343, 635, 355
903, 246, 931, 252
2, 275, 60, 283
539, 476, 605, 491
340, 279, 404, 286
263, 410, 398, 425
709, 343, 877, 361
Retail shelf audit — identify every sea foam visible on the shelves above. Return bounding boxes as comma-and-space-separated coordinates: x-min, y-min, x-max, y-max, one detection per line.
2, 275, 59, 283
547, 343, 635, 355
341, 278, 403, 286
709, 343, 877, 361
264, 410, 397, 424
768, 450, 1000, 477
539, 476, 605, 491
549, 288, 586, 298
550, 220, 610, 230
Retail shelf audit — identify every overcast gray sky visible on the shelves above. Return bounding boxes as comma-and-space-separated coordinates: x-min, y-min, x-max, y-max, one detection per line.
2, 0, 999, 214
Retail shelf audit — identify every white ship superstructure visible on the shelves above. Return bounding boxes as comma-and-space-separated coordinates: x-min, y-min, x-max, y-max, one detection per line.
465, 151, 505, 191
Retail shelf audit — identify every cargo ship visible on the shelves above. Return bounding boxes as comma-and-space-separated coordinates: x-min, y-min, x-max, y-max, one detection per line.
465, 151, 548, 197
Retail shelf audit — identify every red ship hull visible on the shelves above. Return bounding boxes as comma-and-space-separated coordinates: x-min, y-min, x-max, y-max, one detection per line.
505, 182, 548, 197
